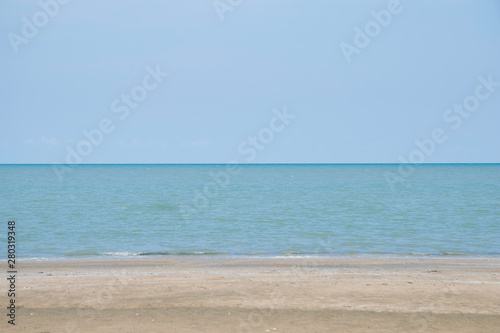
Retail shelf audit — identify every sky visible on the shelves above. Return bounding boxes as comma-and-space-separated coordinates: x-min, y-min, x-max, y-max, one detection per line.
1, 0, 500, 164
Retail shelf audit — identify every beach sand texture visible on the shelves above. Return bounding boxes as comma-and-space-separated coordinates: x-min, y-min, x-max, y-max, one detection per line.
3, 257, 499, 332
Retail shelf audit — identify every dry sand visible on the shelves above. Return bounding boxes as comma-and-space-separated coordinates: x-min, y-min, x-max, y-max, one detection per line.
2, 257, 499, 332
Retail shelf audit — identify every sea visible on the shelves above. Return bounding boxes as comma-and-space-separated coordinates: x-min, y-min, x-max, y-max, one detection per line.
1, 164, 499, 259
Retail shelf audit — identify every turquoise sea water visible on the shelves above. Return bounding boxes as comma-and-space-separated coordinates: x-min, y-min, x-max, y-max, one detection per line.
1, 164, 499, 259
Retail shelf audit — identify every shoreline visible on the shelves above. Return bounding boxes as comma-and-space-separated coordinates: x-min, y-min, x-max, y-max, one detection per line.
18, 253, 500, 261
5, 257, 500, 332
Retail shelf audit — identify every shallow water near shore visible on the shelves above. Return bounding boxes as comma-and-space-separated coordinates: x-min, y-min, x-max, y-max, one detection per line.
1, 164, 499, 258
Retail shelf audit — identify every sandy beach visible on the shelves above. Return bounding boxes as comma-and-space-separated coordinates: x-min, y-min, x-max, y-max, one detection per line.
3, 257, 499, 332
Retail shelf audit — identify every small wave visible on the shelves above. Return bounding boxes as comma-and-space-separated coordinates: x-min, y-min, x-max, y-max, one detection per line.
64, 250, 229, 257
442, 251, 468, 256
139, 250, 229, 256
61, 250, 487, 258
64, 251, 101, 256
279, 250, 301, 256
101, 252, 141, 256
243, 252, 269, 256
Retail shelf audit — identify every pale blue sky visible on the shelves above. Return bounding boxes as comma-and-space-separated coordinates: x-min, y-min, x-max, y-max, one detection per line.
1, 0, 499, 163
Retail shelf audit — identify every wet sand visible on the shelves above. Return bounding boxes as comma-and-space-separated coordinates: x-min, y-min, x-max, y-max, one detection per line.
3, 257, 499, 332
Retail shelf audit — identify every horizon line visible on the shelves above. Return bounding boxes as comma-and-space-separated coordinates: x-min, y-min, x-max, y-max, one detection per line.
1, 163, 500, 166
